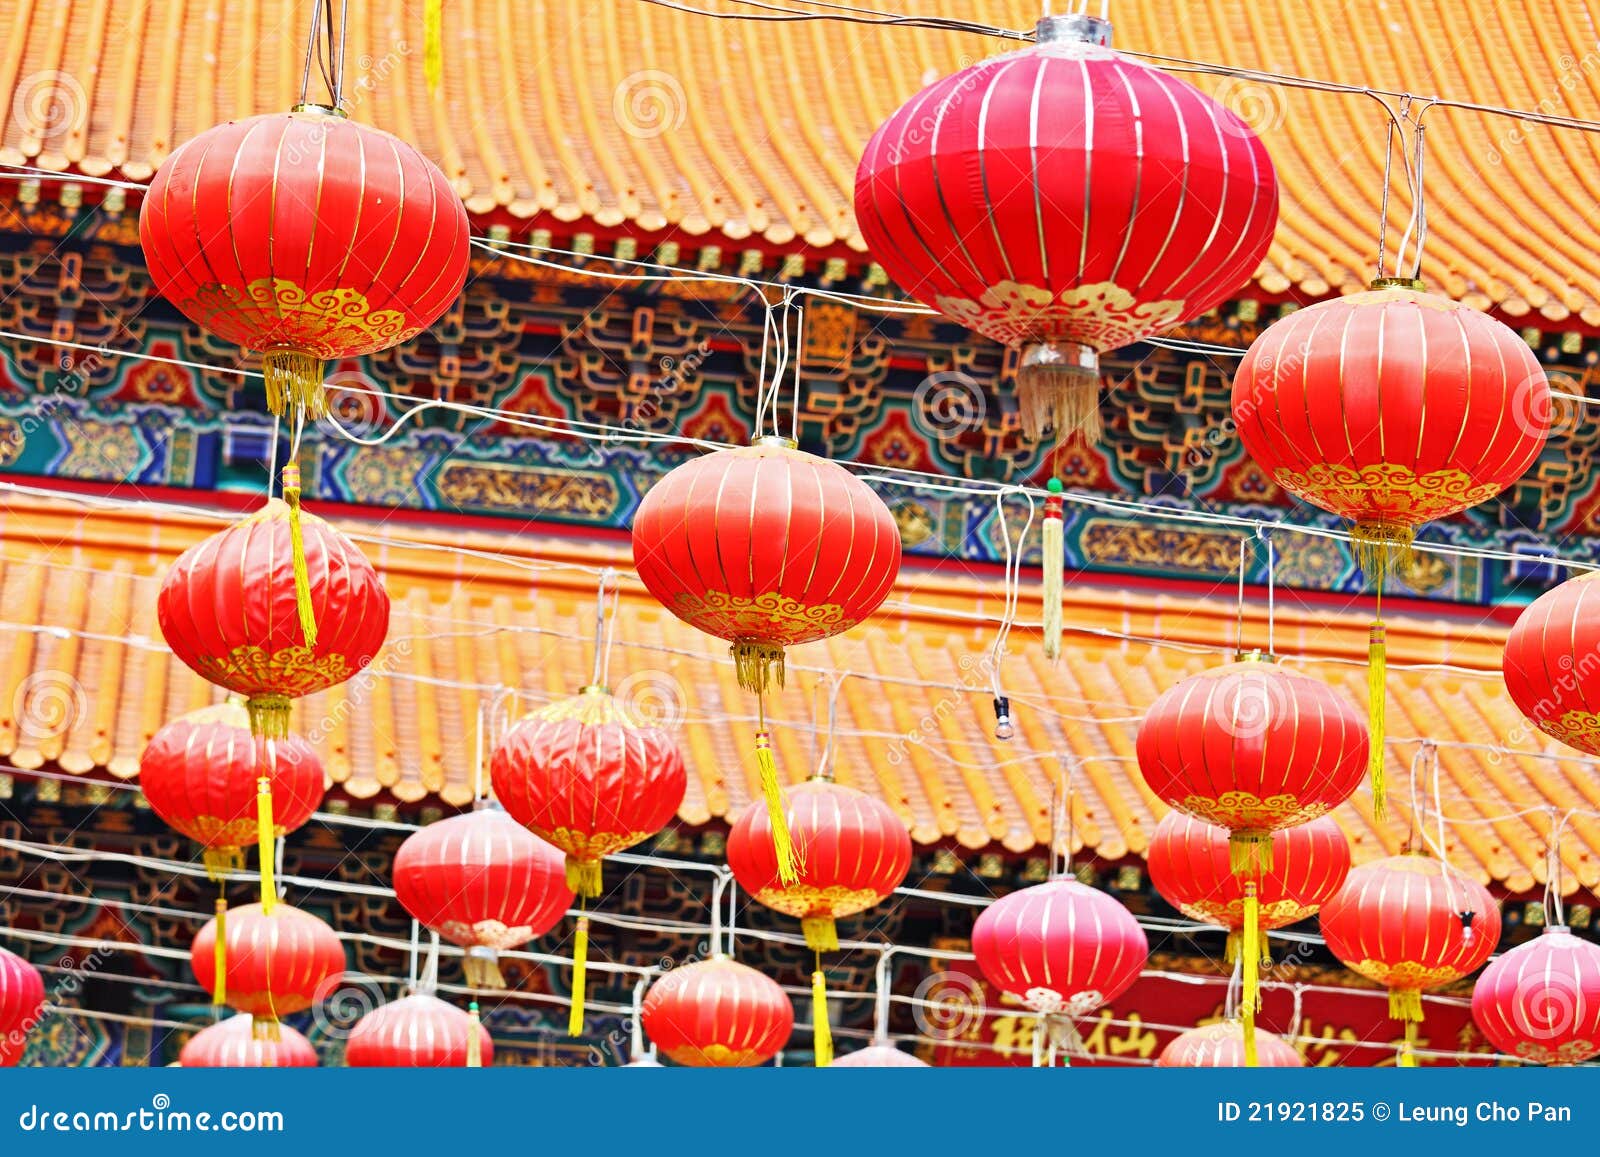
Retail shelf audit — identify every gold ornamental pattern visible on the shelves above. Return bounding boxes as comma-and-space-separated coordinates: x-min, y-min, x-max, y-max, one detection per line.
193, 645, 359, 700
540, 824, 656, 861
935, 279, 1187, 351
671, 1042, 766, 1067
752, 883, 887, 921
1535, 709, 1600, 757
186, 814, 285, 846
1345, 959, 1468, 990
1516, 1038, 1598, 1065
671, 590, 847, 645
180, 277, 417, 356
1176, 897, 1316, 930
1176, 790, 1330, 831
1272, 462, 1505, 524
439, 919, 533, 951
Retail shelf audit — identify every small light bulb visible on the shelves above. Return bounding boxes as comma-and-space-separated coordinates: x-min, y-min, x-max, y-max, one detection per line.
993, 696, 1015, 741
1460, 910, 1477, 944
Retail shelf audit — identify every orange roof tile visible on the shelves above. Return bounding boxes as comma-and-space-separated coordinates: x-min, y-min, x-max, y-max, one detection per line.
3, 1, 1596, 319
0, 489, 1590, 897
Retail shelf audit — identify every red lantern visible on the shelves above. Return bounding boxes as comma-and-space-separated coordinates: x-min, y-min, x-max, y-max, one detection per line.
1148, 812, 1350, 963
1320, 854, 1500, 1064
830, 1044, 929, 1068
158, 499, 390, 738
1233, 284, 1550, 812
1158, 1020, 1303, 1068
140, 700, 325, 876
0, 945, 43, 1067
632, 438, 901, 882
971, 879, 1147, 1017
140, 109, 469, 420
1472, 926, 1600, 1065
640, 957, 793, 1067
855, 12, 1277, 444
1503, 574, 1600, 756
345, 993, 494, 1068
490, 686, 686, 898
190, 901, 345, 1036
392, 806, 574, 989
180, 1013, 319, 1068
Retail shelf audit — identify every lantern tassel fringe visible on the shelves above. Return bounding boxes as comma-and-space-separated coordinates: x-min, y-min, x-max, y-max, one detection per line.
424, 0, 444, 93
1241, 884, 1260, 1068
812, 969, 833, 1067
212, 898, 227, 1008
466, 1002, 483, 1068
567, 915, 589, 1037
1399, 1018, 1419, 1068
1229, 831, 1273, 875
1368, 619, 1387, 819
1017, 342, 1102, 443
252, 1015, 280, 1043
732, 642, 785, 695
281, 464, 319, 650
1223, 928, 1273, 967
203, 846, 244, 881
246, 695, 292, 741
801, 916, 839, 954
1389, 988, 1425, 1023
566, 856, 603, 899
256, 776, 277, 915
1042, 484, 1064, 661
260, 349, 326, 419
754, 729, 798, 885
463, 950, 505, 990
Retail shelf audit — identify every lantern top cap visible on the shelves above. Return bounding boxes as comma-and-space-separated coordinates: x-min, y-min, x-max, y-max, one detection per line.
1543, 924, 1571, 935
752, 435, 798, 450
578, 684, 610, 697
290, 102, 348, 119
1035, 13, 1112, 48
1369, 277, 1426, 291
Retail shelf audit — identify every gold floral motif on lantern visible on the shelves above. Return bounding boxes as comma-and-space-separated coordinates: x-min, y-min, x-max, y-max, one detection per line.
935, 280, 1186, 352
1516, 1038, 1597, 1064
671, 590, 847, 644
1535, 710, 1600, 757
438, 919, 534, 951
1176, 790, 1329, 832
752, 883, 887, 921
540, 825, 657, 861
1176, 898, 1316, 930
181, 277, 417, 356
192, 645, 358, 699
1345, 959, 1467, 990
668, 1043, 767, 1067
1272, 462, 1504, 524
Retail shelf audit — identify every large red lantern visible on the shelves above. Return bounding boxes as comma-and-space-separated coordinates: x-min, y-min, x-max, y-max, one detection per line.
140, 700, 325, 876
1472, 926, 1600, 1065
1158, 1020, 1303, 1068
345, 993, 494, 1068
158, 499, 390, 738
632, 438, 901, 882
490, 686, 686, 898
855, 12, 1277, 444
1148, 812, 1350, 963
190, 901, 345, 1037
1320, 854, 1500, 1065
0, 945, 43, 1067
180, 1013, 319, 1068
1503, 573, 1600, 756
971, 879, 1147, 1019
1233, 283, 1550, 812
640, 957, 793, 1067
140, 109, 469, 421
392, 806, 574, 990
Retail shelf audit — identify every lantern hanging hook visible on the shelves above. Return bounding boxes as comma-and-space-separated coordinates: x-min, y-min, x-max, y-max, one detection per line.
298, 0, 351, 110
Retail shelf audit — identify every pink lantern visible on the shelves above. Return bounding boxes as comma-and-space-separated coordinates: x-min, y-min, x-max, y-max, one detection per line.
1472, 926, 1600, 1065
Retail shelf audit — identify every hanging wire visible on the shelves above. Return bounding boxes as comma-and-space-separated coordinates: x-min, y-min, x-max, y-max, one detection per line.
1234, 537, 1248, 658
590, 567, 621, 688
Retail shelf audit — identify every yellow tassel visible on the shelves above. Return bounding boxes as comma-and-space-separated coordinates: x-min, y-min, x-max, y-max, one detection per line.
567, 915, 589, 1037
1242, 883, 1260, 1068
801, 915, 838, 953
1042, 482, 1064, 661
282, 464, 319, 649
424, 0, 444, 93
252, 1015, 280, 1042
732, 641, 786, 694
213, 898, 228, 1008
466, 1002, 483, 1068
256, 775, 277, 915
1388, 988, 1424, 1022
565, 857, 603, 899
1368, 619, 1386, 818
259, 349, 326, 419
245, 695, 291, 740
1259, 927, 1272, 966
202, 846, 244, 881
1229, 831, 1273, 875
1398, 1018, 1418, 1068
463, 949, 505, 990
1225, 929, 1241, 965
755, 730, 797, 885
812, 969, 833, 1067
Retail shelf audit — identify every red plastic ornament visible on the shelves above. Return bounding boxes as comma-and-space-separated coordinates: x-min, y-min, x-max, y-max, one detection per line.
1158, 1020, 1303, 1068
633, 438, 901, 883
1503, 573, 1600, 757
971, 878, 1147, 1016
1234, 284, 1550, 814
140, 109, 469, 421
1148, 812, 1350, 963
1471, 926, 1600, 1065
490, 686, 687, 899
1320, 854, 1500, 1065
855, 12, 1277, 444
180, 1013, 319, 1068
345, 993, 494, 1068
158, 499, 390, 738
0, 945, 43, 1067
640, 957, 793, 1067
190, 901, 345, 1037
392, 806, 574, 989
140, 700, 325, 876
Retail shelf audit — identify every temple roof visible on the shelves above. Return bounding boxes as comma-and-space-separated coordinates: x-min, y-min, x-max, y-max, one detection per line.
2, 1, 1597, 321
0, 488, 1592, 897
